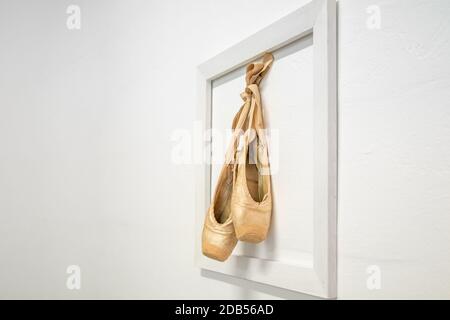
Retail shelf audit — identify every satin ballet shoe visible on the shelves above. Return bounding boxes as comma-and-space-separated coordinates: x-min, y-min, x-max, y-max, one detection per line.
202, 100, 251, 261
202, 164, 238, 261
231, 129, 272, 243
231, 54, 273, 243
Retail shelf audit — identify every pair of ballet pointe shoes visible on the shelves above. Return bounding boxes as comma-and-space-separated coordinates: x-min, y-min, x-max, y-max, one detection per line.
202, 53, 273, 262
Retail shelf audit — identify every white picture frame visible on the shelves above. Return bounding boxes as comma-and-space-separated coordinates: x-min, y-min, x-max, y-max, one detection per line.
195, 0, 337, 298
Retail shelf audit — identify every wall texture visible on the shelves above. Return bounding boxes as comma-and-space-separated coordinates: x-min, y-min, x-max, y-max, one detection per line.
338, 0, 450, 299
0, 0, 449, 299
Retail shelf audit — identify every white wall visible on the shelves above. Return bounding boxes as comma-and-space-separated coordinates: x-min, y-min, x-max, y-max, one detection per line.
0, 0, 449, 299
338, 0, 450, 299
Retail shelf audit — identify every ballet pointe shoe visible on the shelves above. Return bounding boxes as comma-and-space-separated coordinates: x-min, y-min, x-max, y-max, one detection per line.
231, 145, 272, 243
202, 210, 237, 261
202, 166, 238, 261
231, 53, 273, 243
202, 99, 251, 261
201, 165, 238, 261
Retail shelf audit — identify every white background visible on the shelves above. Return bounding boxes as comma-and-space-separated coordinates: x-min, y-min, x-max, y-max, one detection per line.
0, 0, 449, 299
